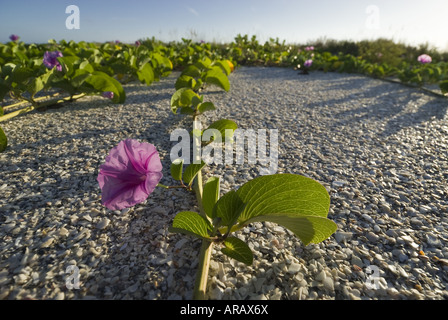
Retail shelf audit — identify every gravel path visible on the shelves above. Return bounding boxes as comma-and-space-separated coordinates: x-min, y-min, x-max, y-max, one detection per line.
1, 67, 447, 300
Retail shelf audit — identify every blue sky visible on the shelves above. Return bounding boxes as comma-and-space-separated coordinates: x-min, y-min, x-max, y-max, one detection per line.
1, 0, 447, 51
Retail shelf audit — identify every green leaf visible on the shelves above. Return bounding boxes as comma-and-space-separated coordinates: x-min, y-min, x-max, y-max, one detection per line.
150, 52, 168, 67
129, 55, 137, 69
28, 77, 43, 96
195, 57, 212, 70
197, 101, 215, 114
214, 60, 231, 76
51, 78, 77, 95
212, 174, 337, 246
0, 80, 10, 101
246, 214, 338, 246
40, 68, 57, 89
236, 174, 330, 221
170, 88, 186, 114
179, 107, 195, 115
85, 71, 126, 103
202, 176, 220, 218
0, 126, 7, 153
183, 160, 206, 186
170, 158, 184, 181
194, 78, 204, 91
110, 62, 130, 75
204, 119, 237, 143
175, 75, 197, 90
169, 211, 212, 240
440, 80, 448, 94
136, 62, 154, 85
71, 69, 92, 88
237, 174, 336, 245
221, 237, 253, 265
213, 189, 245, 227
180, 65, 201, 78
170, 88, 202, 113
180, 89, 201, 107
433, 67, 442, 79
10, 66, 34, 84
79, 60, 94, 73
1, 63, 15, 80
204, 67, 230, 91
57, 56, 80, 76
13, 50, 28, 63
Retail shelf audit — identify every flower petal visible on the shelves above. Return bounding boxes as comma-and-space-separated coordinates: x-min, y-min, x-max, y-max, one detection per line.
122, 139, 148, 174
97, 139, 163, 210
146, 149, 163, 173
124, 139, 163, 173
98, 174, 149, 210
145, 171, 163, 194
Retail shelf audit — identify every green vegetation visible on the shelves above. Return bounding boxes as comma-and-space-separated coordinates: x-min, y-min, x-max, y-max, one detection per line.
1, 35, 447, 152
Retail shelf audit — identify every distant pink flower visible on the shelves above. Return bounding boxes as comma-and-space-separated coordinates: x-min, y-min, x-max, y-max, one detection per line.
304, 59, 313, 68
305, 46, 314, 51
102, 91, 114, 99
9, 34, 19, 41
135, 41, 141, 47
97, 139, 163, 210
43, 51, 63, 71
417, 54, 432, 64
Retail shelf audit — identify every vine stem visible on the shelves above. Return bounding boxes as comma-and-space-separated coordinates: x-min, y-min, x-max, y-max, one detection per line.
2, 92, 60, 111
192, 115, 213, 300
192, 171, 213, 300
0, 93, 85, 123
156, 183, 187, 190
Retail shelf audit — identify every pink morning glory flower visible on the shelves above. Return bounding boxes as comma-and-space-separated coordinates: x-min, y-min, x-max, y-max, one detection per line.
102, 91, 114, 99
304, 59, 313, 68
97, 139, 163, 210
417, 54, 432, 64
43, 51, 63, 71
305, 46, 314, 51
9, 34, 19, 41
135, 41, 141, 47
